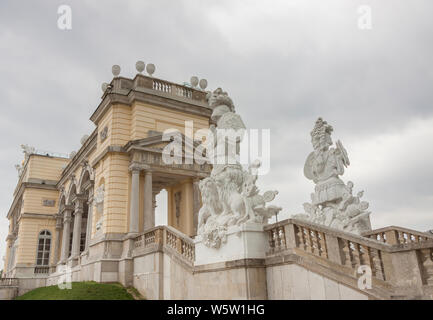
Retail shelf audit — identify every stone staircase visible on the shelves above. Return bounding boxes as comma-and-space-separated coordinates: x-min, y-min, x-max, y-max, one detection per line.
131, 220, 433, 299
265, 219, 433, 299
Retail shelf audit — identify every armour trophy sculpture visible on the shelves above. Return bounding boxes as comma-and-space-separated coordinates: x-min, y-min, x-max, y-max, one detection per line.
294, 118, 372, 234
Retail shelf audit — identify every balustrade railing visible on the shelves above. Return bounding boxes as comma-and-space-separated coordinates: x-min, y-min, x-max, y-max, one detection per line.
0, 278, 18, 286
266, 219, 433, 288
339, 238, 386, 281
295, 224, 328, 259
363, 226, 433, 245
265, 219, 395, 282
34, 266, 50, 274
267, 225, 286, 253
109, 74, 207, 103
153, 80, 172, 93
133, 226, 195, 264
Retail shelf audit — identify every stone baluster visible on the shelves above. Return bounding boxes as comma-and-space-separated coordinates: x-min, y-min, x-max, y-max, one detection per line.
318, 232, 327, 258
351, 243, 361, 268
311, 230, 319, 255
341, 239, 352, 268
304, 228, 313, 253
370, 248, 385, 281
296, 225, 306, 250
397, 231, 404, 244
359, 245, 369, 267
279, 227, 286, 250
268, 230, 275, 253
273, 229, 280, 252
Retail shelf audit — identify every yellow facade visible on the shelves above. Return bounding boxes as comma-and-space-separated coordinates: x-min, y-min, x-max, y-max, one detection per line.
166, 180, 195, 237
3, 73, 211, 278
16, 218, 58, 265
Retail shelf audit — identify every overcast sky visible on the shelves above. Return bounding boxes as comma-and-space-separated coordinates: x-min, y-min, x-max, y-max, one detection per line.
1, 0, 433, 263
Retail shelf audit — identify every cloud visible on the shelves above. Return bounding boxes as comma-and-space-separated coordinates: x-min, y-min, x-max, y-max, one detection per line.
0, 0, 433, 261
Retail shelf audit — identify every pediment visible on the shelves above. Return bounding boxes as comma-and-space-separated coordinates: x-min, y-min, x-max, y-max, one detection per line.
125, 133, 202, 155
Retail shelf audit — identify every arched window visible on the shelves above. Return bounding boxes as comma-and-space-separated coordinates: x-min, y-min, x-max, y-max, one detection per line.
36, 230, 51, 266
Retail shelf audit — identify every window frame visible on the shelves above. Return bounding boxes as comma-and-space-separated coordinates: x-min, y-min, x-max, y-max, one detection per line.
35, 230, 51, 266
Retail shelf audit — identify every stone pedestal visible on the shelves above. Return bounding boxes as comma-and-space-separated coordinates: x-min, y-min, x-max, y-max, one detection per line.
194, 223, 268, 266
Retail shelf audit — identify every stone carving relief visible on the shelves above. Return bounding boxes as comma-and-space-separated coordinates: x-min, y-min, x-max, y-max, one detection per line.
100, 126, 109, 142
293, 118, 372, 234
197, 88, 281, 249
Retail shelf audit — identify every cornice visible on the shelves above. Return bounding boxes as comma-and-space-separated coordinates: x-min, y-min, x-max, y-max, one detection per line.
90, 86, 211, 125
58, 129, 97, 187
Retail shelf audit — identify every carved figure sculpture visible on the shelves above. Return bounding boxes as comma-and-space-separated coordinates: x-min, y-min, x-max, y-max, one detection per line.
294, 118, 372, 234
197, 88, 282, 248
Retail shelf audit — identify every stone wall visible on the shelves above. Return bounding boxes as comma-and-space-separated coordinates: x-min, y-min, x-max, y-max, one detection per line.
267, 264, 368, 300
0, 287, 18, 300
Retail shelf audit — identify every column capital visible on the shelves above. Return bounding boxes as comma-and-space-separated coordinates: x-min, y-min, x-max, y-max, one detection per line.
55, 215, 63, 229
144, 169, 153, 175
70, 193, 86, 204
87, 196, 94, 206
61, 205, 74, 214
129, 162, 150, 172
74, 201, 84, 214
63, 210, 72, 223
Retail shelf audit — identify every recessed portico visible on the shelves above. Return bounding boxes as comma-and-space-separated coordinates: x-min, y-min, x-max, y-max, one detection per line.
126, 134, 211, 237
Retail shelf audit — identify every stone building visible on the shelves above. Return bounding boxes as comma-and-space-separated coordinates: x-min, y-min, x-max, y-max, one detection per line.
2, 69, 433, 300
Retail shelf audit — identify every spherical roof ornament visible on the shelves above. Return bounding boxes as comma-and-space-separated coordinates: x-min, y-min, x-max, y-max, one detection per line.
146, 63, 155, 76
199, 79, 208, 90
136, 61, 145, 73
112, 65, 121, 77
190, 76, 199, 88
101, 83, 109, 92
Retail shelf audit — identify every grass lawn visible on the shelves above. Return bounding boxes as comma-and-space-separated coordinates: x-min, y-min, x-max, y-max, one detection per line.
15, 281, 136, 300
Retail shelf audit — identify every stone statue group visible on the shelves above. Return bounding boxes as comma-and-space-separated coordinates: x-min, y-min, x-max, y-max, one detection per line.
294, 118, 371, 234
197, 89, 372, 249
197, 88, 282, 248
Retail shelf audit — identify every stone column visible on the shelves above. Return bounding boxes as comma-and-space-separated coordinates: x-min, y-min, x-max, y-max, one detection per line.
143, 169, 153, 230
152, 191, 157, 227
53, 215, 63, 264
85, 194, 93, 250
71, 199, 84, 258
129, 164, 141, 234
60, 209, 72, 263
192, 178, 201, 236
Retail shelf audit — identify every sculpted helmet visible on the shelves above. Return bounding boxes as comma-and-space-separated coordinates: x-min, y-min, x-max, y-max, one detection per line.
310, 117, 333, 150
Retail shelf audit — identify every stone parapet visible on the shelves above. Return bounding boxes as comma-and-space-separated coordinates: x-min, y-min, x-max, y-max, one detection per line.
265, 218, 433, 299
